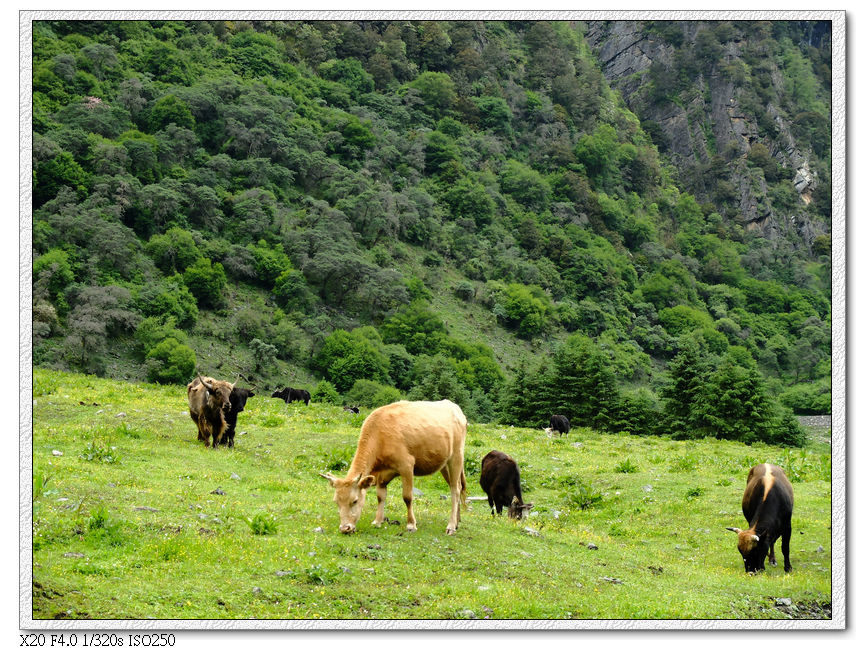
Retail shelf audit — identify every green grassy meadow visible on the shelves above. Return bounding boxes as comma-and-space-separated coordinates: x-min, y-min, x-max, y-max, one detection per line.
31, 369, 832, 621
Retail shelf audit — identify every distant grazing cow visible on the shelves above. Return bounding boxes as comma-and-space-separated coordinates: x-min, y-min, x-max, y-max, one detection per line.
271, 387, 311, 406
187, 375, 235, 448
479, 450, 533, 519
343, 405, 360, 414
726, 463, 794, 573
320, 400, 467, 535
217, 387, 255, 449
549, 414, 570, 435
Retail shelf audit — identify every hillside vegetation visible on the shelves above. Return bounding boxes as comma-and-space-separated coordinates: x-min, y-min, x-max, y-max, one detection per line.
31, 20, 831, 444
32, 369, 831, 620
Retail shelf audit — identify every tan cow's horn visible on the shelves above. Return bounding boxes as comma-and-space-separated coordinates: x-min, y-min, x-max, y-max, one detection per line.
725, 527, 742, 533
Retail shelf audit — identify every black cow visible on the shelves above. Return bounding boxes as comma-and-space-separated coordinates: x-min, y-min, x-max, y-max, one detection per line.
549, 414, 570, 435
479, 450, 533, 520
726, 463, 794, 573
271, 387, 311, 406
218, 387, 255, 449
343, 405, 360, 414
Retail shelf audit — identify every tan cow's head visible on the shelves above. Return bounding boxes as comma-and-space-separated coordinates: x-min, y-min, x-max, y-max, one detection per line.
320, 472, 375, 534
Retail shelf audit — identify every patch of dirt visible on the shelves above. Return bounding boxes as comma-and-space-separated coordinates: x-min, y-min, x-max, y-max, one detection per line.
797, 415, 831, 429
797, 415, 831, 447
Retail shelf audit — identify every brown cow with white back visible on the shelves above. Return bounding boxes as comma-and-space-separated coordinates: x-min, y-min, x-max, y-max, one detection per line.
187, 375, 235, 448
726, 463, 794, 573
320, 399, 467, 535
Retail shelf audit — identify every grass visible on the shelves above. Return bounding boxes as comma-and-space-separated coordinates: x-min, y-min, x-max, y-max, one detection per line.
30, 368, 832, 620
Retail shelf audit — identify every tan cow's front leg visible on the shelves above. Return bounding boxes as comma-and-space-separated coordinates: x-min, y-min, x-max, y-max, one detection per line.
372, 482, 388, 527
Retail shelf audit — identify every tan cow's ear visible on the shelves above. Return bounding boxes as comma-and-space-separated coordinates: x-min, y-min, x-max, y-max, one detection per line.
358, 475, 375, 490
726, 527, 742, 533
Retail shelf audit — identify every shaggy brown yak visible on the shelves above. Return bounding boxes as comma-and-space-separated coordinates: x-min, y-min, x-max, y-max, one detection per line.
187, 375, 235, 448
320, 400, 468, 535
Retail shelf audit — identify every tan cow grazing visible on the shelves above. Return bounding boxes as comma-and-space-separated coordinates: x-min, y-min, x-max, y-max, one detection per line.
320, 399, 468, 535
187, 375, 235, 448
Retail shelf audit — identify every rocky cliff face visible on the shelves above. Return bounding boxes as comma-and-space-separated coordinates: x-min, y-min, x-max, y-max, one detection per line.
584, 20, 829, 250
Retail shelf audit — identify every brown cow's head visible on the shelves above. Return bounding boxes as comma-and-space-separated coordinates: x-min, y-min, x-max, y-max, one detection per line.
320, 472, 375, 534
726, 526, 766, 573
508, 495, 534, 520
199, 374, 234, 415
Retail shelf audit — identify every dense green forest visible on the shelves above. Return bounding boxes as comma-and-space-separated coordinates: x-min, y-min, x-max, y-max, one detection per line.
31, 20, 831, 445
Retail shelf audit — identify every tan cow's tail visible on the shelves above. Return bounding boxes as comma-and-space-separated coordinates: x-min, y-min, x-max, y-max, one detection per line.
460, 469, 467, 508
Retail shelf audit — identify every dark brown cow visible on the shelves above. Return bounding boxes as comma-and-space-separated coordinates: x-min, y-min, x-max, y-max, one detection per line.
726, 463, 794, 573
271, 387, 311, 405
479, 450, 533, 519
187, 375, 235, 449
320, 400, 467, 535
549, 414, 570, 435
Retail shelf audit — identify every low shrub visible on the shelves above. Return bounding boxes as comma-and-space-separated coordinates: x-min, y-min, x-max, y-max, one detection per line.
247, 512, 277, 536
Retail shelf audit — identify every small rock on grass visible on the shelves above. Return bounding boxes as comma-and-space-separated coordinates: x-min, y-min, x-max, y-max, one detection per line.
210, 488, 226, 495
63, 552, 85, 558
456, 609, 477, 619
523, 527, 541, 537
133, 506, 158, 512
52, 450, 63, 457
230, 473, 241, 480
775, 598, 793, 607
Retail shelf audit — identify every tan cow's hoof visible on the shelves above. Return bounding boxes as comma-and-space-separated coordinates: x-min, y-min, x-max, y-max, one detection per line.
406, 524, 417, 532
371, 520, 384, 528
446, 527, 457, 535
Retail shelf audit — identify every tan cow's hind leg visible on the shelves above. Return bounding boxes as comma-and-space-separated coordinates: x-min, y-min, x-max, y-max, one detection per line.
442, 455, 463, 535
